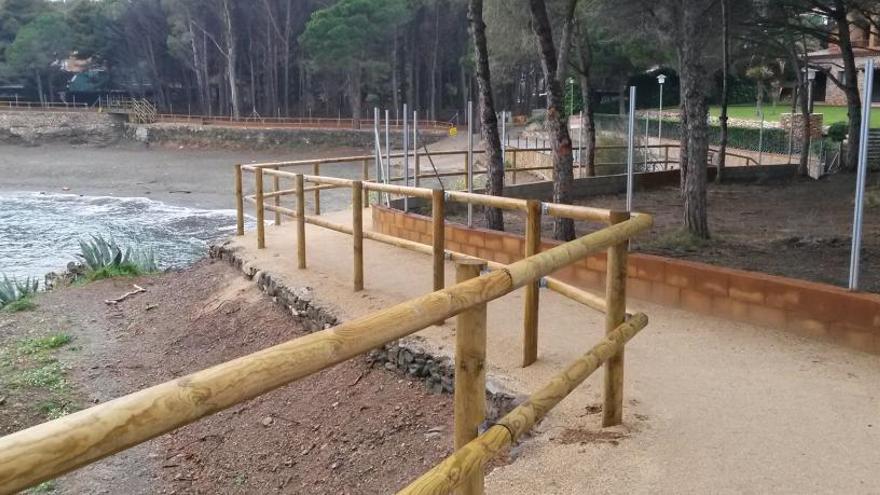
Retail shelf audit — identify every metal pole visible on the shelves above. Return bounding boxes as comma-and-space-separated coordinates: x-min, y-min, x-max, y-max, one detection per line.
413, 110, 419, 187
374, 107, 381, 186
501, 111, 506, 165
626, 86, 636, 212
385, 109, 391, 206
644, 116, 649, 171
467, 100, 474, 227
658, 83, 664, 142
579, 110, 585, 178
403, 103, 409, 211
849, 59, 874, 290
758, 111, 765, 166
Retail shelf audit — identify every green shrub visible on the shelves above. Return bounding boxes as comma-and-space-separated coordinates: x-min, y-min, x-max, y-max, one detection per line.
827, 121, 848, 142
0, 275, 39, 309
76, 235, 157, 280
3, 298, 36, 312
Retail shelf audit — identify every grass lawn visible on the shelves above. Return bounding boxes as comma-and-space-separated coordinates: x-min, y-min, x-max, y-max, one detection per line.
708, 103, 880, 127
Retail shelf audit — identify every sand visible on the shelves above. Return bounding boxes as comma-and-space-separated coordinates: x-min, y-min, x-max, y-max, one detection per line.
226, 208, 880, 494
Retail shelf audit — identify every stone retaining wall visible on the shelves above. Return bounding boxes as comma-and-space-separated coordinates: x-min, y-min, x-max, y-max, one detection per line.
127, 122, 444, 150
372, 206, 880, 355
0, 109, 124, 145
209, 243, 520, 422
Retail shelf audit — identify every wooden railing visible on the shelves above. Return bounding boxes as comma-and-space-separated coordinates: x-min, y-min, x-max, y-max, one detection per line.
235, 162, 652, 493
0, 160, 652, 494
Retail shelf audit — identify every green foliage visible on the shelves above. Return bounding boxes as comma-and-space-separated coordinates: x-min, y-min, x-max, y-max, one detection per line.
18, 334, 73, 354
27, 480, 57, 494
86, 263, 144, 281
3, 297, 36, 312
300, 0, 409, 72
0, 275, 39, 308
5, 12, 72, 73
827, 122, 848, 142
77, 234, 157, 275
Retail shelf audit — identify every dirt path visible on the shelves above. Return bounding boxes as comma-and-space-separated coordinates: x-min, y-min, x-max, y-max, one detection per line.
0, 260, 454, 494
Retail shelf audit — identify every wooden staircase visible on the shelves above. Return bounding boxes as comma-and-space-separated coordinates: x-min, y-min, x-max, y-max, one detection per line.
103, 97, 157, 124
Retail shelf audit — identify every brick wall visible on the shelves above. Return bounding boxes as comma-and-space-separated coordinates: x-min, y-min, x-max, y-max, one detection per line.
372, 206, 880, 355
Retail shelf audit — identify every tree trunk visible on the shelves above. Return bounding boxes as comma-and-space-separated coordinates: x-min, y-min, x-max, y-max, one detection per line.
34, 70, 44, 105
430, 0, 441, 121
836, 9, 862, 172
679, 3, 710, 239
716, 0, 729, 184
349, 67, 362, 128
283, 0, 292, 116
222, 0, 241, 118
392, 30, 400, 114
468, 0, 504, 230
527, 0, 576, 241
574, 21, 596, 177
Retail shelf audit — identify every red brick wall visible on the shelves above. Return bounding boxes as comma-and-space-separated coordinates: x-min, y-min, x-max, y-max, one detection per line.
373, 206, 880, 355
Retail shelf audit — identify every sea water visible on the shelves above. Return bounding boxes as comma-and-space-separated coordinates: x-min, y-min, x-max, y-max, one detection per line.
0, 192, 249, 280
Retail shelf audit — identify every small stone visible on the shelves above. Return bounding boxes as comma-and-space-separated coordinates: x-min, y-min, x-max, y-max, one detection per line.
261, 416, 274, 427
384, 362, 396, 371
330, 462, 340, 470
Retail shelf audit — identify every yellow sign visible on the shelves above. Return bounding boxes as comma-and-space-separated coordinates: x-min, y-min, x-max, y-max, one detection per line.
448, 126, 458, 137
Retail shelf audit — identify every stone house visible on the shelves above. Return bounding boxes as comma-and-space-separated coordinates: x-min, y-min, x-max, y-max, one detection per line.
808, 13, 880, 106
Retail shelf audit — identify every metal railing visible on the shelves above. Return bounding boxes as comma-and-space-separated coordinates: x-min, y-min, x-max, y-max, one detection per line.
0, 157, 653, 495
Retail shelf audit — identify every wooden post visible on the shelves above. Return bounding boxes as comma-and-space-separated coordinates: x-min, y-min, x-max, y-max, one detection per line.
522, 200, 541, 367
362, 159, 370, 208
273, 166, 281, 226
234, 164, 244, 236
414, 152, 421, 187
602, 210, 630, 427
664, 145, 670, 170
312, 162, 321, 215
454, 259, 487, 495
432, 189, 446, 291
255, 168, 266, 249
352, 181, 364, 291
512, 150, 518, 185
295, 174, 306, 269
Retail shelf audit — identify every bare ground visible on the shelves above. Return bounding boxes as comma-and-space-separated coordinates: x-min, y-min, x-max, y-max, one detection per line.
453, 172, 880, 292
0, 260, 455, 494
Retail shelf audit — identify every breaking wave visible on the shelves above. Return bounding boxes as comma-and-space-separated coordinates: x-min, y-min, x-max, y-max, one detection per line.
0, 192, 250, 280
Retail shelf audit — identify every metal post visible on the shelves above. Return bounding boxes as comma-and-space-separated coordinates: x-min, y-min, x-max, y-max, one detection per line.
626, 86, 636, 212
658, 83, 664, 142
374, 107, 381, 186
644, 116, 649, 171
501, 110, 507, 169
849, 59, 874, 290
467, 100, 474, 227
758, 111, 765, 166
413, 110, 420, 187
579, 110, 585, 178
403, 103, 409, 211
385, 109, 391, 206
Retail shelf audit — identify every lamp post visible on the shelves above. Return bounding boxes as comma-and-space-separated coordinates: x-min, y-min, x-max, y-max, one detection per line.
656, 74, 666, 144
804, 68, 817, 114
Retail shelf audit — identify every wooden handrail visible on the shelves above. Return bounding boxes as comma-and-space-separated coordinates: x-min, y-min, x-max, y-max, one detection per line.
0, 212, 651, 494
397, 313, 649, 495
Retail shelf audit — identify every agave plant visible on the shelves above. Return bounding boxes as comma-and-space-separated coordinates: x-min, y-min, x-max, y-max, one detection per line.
76, 234, 157, 273
0, 275, 39, 307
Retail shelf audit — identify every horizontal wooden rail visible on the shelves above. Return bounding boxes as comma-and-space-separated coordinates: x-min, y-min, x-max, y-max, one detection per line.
398, 313, 649, 495
363, 181, 434, 199
0, 205, 650, 494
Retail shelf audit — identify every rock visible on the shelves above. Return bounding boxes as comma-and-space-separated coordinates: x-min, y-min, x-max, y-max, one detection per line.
384, 362, 396, 371
261, 416, 274, 427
